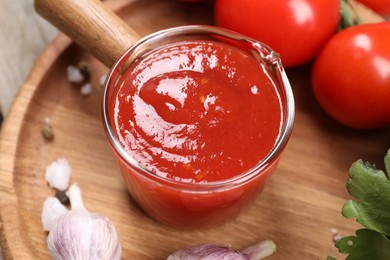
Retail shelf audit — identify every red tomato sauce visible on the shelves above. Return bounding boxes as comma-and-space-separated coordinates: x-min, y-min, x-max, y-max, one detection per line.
111, 40, 283, 183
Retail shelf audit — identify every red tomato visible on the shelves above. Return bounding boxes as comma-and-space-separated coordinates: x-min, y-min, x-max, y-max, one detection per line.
214, 0, 340, 68
312, 22, 390, 129
358, 0, 390, 17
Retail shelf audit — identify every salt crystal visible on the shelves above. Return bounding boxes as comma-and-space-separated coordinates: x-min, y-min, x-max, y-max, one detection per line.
67, 65, 84, 83
45, 158, 71, 191
41, 197, 68, 231
80, 83, 92, 96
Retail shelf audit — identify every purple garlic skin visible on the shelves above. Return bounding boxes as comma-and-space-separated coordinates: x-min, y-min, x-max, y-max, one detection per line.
47, 184, 122, 260
167, 244, 246, 260
48, 209, 122, 260
167, 240, 276, 260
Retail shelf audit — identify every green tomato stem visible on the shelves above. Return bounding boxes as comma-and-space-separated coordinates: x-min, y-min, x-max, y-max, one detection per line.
339, 0, 362, 30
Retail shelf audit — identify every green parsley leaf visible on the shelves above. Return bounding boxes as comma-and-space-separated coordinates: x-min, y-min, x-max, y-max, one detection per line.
335, 229, 390, 260
341, 149, 390, 236
385, 149, 390, 178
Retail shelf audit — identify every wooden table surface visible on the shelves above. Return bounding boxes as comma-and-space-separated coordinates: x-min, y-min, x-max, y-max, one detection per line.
0, 0, 387, 259
0, 1, 58, 120
0, 2, 57, 258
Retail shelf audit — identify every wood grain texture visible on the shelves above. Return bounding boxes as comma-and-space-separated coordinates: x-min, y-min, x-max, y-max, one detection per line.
0, 0, 389, 259
0, 0, 58, 115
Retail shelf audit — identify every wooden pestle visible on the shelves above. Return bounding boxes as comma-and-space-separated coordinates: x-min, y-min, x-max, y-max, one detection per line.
34, 0, 140, 68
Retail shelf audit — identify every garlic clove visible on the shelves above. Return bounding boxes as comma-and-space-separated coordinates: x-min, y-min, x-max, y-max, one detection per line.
45, 158, 71, 191
67, 65, 85, 83
80, 83, 92, 96
88, 213, 122, 260
241, 240, 277, 260
99, 74, 107, 87
41, 197, 68, 232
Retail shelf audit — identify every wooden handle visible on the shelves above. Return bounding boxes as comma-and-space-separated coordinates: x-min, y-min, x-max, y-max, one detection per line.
34, 0, 140, 67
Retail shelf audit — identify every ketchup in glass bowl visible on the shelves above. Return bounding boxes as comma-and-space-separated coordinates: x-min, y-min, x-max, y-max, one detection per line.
102, 25, 295, 229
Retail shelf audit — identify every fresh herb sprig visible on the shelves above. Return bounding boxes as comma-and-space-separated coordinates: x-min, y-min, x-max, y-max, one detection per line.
329, 149, 390, 259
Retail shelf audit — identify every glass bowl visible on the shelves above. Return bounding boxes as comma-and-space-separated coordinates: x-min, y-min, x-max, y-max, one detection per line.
102, 25, 295, 229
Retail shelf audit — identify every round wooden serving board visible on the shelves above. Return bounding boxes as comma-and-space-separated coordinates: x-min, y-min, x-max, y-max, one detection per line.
1, 0, 389, 259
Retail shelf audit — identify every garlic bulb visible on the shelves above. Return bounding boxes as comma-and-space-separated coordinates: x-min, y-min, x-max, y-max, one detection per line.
47, 184, 122, 260
167, 240, 276, 260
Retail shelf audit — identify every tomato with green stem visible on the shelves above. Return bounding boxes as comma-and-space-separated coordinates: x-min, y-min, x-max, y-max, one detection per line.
214, 0, 340, 68
311, 22, 390, 129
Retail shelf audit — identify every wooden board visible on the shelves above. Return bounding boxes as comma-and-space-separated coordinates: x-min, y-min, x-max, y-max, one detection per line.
0, 0, 389, 259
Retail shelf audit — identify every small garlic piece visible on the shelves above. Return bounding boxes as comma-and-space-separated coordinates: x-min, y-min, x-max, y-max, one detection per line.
67, 65, 85, 83
45, 158, 71, 191
241, 240, 276, 259
99, 74, 107, 87
41, 197, 68, 232
80, 83, 92, 96
167, 240, 276, 260
47, 184, 122, 260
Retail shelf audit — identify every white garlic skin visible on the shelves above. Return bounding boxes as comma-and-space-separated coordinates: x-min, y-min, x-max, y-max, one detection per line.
45, 158, 71, 191
41, 197, 68, 232
67, 65, 85, 83
47, 209, 121, 260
